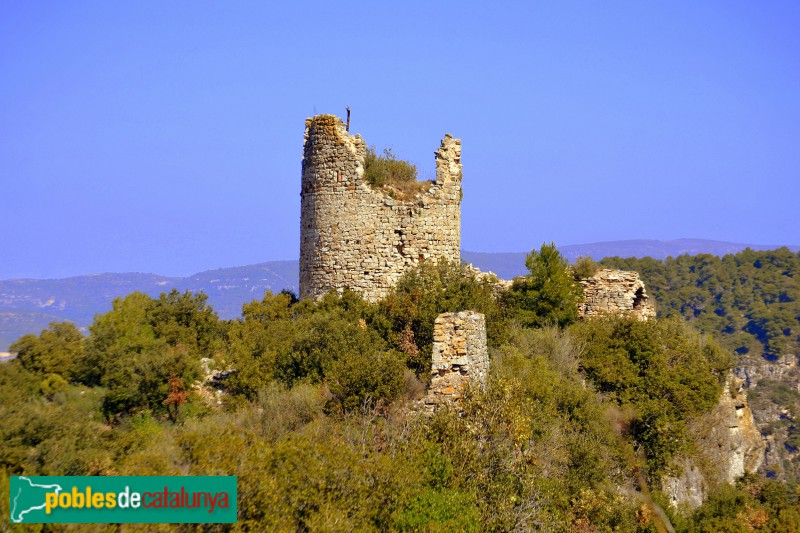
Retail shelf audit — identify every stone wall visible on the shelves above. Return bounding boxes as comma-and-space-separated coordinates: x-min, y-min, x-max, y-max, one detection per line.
424, 311, 489, 408
299, 114, 462, 301
578, 268, 656, 320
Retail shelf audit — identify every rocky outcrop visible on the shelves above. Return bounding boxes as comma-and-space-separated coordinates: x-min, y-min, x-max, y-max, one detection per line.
717, 377, 765, 482
423, 311, 489, 409
578, 269, 656, 321
193, 357, 233, 407
737, 353, 800, 482
662, 375, 765, 509
662, 458, 707, 510
735, 353, 797, 388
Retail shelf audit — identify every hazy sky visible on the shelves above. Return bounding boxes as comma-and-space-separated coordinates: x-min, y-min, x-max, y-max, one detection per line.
2, 2, 798, 279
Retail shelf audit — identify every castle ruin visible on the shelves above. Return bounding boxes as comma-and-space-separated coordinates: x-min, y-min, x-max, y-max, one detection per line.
299, 115, 462, 301
578, 268, 656, 320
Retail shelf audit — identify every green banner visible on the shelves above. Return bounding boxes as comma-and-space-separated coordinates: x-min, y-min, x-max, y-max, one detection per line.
9, 476, 237, 524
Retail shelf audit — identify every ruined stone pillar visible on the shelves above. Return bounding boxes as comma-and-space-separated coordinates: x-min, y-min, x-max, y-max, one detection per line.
424, 311, 489, 408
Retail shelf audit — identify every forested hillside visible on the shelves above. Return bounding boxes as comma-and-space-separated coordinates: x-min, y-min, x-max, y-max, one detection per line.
601, 248, 800, 483
2, 247, 798, 530
600, 248, 800, 359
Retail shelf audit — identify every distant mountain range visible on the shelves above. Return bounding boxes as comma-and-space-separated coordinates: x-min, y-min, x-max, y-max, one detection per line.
2, 239, 797, 351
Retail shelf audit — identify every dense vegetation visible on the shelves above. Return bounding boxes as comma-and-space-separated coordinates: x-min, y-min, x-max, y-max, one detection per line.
2, 245, 798, 530
601, 248, 800, 485
600, 248, 800, 360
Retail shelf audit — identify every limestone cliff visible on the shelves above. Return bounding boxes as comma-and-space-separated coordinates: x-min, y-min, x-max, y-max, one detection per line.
735, 352, 800, 482
662, 374, 765, 509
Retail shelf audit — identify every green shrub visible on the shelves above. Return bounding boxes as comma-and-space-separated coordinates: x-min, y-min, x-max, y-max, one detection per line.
327, 349, 405, 412
101, 343, 198, 418
572, 255, 599, 279
378, 260, 505, 374
225, 291, 298, 399
364, 146, 417, 187
364, 146, 430, 200
395, 488, 480, 532
40, 373, 68, 396
275, 308, 387, 387
10, 322, 84, 381
570, 317, 733, 476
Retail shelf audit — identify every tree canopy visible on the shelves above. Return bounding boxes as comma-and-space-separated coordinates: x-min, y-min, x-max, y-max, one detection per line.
507, 242, 584, 328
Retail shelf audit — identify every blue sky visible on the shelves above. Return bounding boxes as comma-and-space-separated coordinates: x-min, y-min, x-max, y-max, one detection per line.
2, 1, 798, 279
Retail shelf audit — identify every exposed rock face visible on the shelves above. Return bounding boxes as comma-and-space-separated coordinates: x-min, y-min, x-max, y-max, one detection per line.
736, 353, 797, 388
716, 377, 765, 482
194, 357, 232, 407
662, 458, 707, 510
662, 374, 765, 509
736, 353, 800, 482
299, 115, 462, 302
424, 311, 489, 408
578, 269, 656, 321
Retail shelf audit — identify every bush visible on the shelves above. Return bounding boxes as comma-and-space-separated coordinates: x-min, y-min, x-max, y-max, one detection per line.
225, 291, 298, 399
572, 255, 599, 279
378, 260, 504, 374
101, 343, 198, 418
10, 322, 84, 381
395, 488, 480, 532
364, 146, 429, 199
327, 349, 406, 412
570, 317, 733, 476
364, 146, 417, 187
275, 308, 387, 387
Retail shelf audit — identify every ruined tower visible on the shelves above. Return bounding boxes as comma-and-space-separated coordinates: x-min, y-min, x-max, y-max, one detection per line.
299, 114, 462, 301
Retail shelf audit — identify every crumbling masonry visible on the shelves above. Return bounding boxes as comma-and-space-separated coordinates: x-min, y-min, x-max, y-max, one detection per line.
299, 115, 462, 302
577, 268, 656, 320
424, 311, 489, 408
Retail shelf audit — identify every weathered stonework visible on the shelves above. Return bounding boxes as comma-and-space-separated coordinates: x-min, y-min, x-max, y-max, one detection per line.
578, 268, 656, 320
299, 114, 462, 301
424, 311, 489, 408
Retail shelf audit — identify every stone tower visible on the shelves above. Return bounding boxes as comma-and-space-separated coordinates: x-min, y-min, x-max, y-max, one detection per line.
300, 114, 462, 301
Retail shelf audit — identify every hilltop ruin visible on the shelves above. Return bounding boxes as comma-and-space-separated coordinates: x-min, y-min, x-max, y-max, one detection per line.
300, 115, 462, 302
